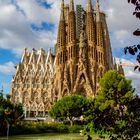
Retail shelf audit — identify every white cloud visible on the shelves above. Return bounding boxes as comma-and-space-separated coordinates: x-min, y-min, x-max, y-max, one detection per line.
101, 0, 140, 49
102, 0, 139, 32
114, 30, 129, 41
125, 67, 140, 95
0, 1, 58, 56
16, 0, 60, 24
0, 0, 90, 56
0, 62, 15, 74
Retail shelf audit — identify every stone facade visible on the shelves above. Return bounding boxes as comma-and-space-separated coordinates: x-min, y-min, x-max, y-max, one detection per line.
10, 0, 124, 117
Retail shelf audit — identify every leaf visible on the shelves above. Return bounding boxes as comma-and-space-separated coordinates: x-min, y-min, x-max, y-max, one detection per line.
129, 0, 137, 4
124, 48, 127, 54
135, 3, 140, 10
128, 47, 135, 55
128, 0, 137, 4
136, 12, 140, 19
134, 65, 139, 71
137, 44, 140, 49
134, 47, 138, 52
133, 29, 140, 36
133, 12, 137, 15
137, 53, 140, 63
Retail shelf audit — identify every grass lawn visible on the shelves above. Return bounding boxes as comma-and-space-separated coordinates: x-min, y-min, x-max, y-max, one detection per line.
0, 133, 109, 140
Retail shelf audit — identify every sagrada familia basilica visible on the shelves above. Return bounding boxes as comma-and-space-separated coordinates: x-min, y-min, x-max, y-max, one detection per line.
10, 0, 124, 117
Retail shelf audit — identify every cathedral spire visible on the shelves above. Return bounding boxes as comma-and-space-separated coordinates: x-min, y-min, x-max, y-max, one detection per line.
67, 0, 76, 43
87, 0, 93, 13
69, 0, 74, 12
96, 0, 100, 22
60, 0, 65, 21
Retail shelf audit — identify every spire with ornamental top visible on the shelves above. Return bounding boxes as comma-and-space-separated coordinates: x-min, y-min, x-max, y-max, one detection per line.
60, 0, 65, 21
69, 0, 74, 12
87, 0, 93, 13
96, 0, 100, 22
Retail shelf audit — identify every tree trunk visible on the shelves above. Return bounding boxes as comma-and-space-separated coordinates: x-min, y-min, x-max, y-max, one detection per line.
5, 119, 10, 140
70, 120, 73, 126
68, 117, 74, 126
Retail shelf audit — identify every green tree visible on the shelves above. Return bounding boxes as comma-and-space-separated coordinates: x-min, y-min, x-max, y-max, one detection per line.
0, 94, 24, 136
85, 70, 140, 139
96, 70, 140, 139
49, 95, 89, 126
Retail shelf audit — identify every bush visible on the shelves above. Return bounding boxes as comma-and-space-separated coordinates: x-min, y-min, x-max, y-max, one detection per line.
69, 125, 84, 133
9, 121, 84, 135
56, 124, 69, 133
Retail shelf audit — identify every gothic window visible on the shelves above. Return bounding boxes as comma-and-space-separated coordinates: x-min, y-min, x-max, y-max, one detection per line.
96, 50, 98, 62
66, 50, 68, 61
63, 53, 65, 63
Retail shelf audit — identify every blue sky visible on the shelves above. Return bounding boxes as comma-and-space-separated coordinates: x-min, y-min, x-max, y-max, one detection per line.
0, 0, 140, 94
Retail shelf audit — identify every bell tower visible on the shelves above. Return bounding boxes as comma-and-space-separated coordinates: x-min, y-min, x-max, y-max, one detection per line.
86, 0, 97, 94
55, 0, 67, 99
96, 0, 107, 89
67, 0, 77, 90
56, 0, 66, 67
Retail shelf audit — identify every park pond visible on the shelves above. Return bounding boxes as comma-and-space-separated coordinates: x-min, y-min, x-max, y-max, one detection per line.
0, 133, 91, 140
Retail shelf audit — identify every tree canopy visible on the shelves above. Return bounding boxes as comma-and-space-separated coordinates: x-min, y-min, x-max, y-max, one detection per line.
84, 70, 140, 140
0, 93, 24, 136
49, 95, 89, 126
96, 70, 133, 110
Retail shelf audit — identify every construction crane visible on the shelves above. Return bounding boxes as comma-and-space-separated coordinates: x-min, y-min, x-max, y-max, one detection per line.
116, 58, 140, 67
119, 62, 138, 67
